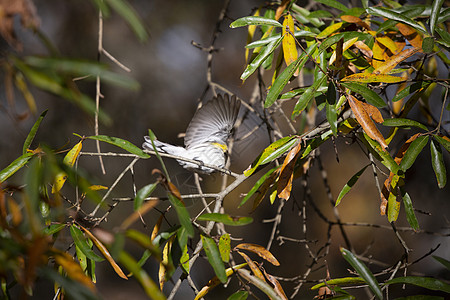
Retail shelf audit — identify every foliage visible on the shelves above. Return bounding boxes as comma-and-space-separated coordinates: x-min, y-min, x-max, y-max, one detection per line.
1, 0, 449, 299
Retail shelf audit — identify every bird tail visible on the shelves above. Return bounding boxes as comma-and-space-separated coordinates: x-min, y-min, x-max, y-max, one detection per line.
143, 136, 187, 156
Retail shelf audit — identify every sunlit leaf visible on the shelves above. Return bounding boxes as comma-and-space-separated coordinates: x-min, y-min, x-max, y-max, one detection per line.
240, 167, 278, 207
316, 22, 344, 39
395, 22, 423, 49
235, 243, 280, 266
198, 213, 253, 226
429, 0, 444, 34
341, 73, 405, 83
23, 110, 47, 154
236, 269, 284, 300
237, 250, 265, 280
71, 225, 104, 262
291, 74, 327, 119
87, 135, 150, 158
430, 139, 446, 188
241, 36, 283, 80
373, 47, 420, 75
336, 165, 369, 206
340, 248, 382, 299
433, 135, 450, 153
201, 235, 227, 283
244, 136, 297, 177
230, 16, 283, 28
282, 14, 298, 69
277, 141, 302, 200
363, 133, 399, 174
367, 7, 426, 34
311, 277, 366, 290
382, 118, 427, 131
341, 82, 385, 107
246, 30, 316, 48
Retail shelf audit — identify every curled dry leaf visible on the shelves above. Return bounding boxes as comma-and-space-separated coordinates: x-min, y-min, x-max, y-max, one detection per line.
235, 243, 280, 266
237, 250, 265, 280
347, 95, 387, 149
262, 267, 288, 300
277, 140, 302, 200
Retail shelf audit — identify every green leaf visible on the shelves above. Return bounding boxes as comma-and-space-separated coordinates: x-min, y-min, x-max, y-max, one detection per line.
87, 135, 150, 158
340, 82, 385, 107
197, 213, 253, 226
314, 0, 348, 11
429, 0, 444, 34
134, 183, 158, 210
44, 224, 67, 235
311, 277, 366, 290
326, 102, 338, 136
70, 225, 104, 262
430, 139, 447, 188
433, 135, 450, 153
24, 56, 139, 90
104, 0, 148, 42
292, 75, 327, 119
219, 234, 231, 263
433, 256, 450, 270
385, 276, 450, 293
239, 167, 278, 207
201, 235, 227, 283
422, 36, 434, 53
244, 136, 297, 177
382, 118, 427, 131
401, 189, 419, 231
118, 251, 165, 300
367, 7, 427, 34
167, 193, 194, 238
228, 291, 249, 300
0, 152, 34, 183
230, 16, 282, 28
335, 165, 369, 206
341, 248, 383, 299
363, 133, 399, 174
241, 36, 283, 80
392, 81, 431, 102
399, 136, 429, 172
23, 110, 47, 154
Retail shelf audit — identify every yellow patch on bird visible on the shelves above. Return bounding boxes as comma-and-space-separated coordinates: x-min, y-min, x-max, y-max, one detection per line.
211, 143, 228, 152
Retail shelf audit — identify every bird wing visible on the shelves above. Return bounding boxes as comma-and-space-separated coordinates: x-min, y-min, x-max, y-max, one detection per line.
184, 94, 241, 149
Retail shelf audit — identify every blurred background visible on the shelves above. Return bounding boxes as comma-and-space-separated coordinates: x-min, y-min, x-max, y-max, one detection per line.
1, 0, 449, 299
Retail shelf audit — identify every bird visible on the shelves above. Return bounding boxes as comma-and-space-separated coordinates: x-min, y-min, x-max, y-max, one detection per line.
143, 94, 241, 174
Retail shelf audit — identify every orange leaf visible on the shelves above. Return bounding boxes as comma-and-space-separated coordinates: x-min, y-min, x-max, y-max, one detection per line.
360, 102, 384, 123
282, 14, 298, 75
374, 47, 420, 75
396, 23, 423, 50
277, 140, 302, 200
237, 251, 265, 281
234, 243, 280, 266
341, 15, 370, 30
151, 213, 164, 241
262, 268, 288, 300
7, 198, 22, 226
275, 0, 290, 21
54, 251, 96, 291
347, 95, 387, 149
79, 225, 128, 280
120, 199, 158, 231
252, 169, 279, 211
393, 133, 421, 164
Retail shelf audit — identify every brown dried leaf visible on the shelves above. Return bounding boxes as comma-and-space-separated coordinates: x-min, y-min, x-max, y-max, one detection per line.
347, 95, 387, 149
151, 213, 164, 241
360, 102, 384, 123
237, 251, 265, 281
7, 197, 22, 226
235, 243, 280, 266
80, 225, 128, 280
354, 41, 373, 60
277, 141, 302, 201
54, 251, 96, 291
262, 268, 288, 300
373, 47, 420, 75
396, 23, 423, 50
341, 15, 371, 30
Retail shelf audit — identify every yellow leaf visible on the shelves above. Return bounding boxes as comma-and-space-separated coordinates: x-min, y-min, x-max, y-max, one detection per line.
63, 141, 83, 166
79, 225, 128, 280
341, 73, 405, 83
282, 13, 298, 71
372, 40, 384, 69
329, 37, 358, 65
316, 22, 343, 39
51, 172, 68, 194
54, 251, 96, 291
89, 185, 108, 191
234, 243, 280, 266
376, 36, 399, 55
159, 237, 172, 290
373, 47, 420, 75
353, 41, 373, 62
151, 213, 164, 241
275, 0, 290, 21
347, 95, 387, 149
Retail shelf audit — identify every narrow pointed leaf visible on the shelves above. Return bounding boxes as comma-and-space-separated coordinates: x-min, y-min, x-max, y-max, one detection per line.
134, 183, 158, 210
340, 247, 382, 299
292, 75, 327, 119
429, 0, 444, 34
336, 165, 369, 206
23, 110, 47, 154
235, 243, 280, 266
228, 291, 249, 300
237, 269, 284, 300
373, 47, 420, 75
311, 277, 366, 290
70, 225, 104, 262
433, 256, 450, 270
382, 118, 427, 130
434, 135, 450, 153
314, 0, 348, 11
367, 7, 427, 34
341, 73, 405, 83
230, 16, 282, 28
386, 276, 450, 293
168, 193, 194, 237
387, 189, 400, 222
392, 81, 431, 102
104, 0, 148, 42
197, 213, 253, 226
241, 36, 283, 80
0, 153, 34, 183
340, 82, 385, 107
240, 167, 278, 207
282, 14, 298, 68
87, 135, 150, 158
219, 234, 231, 263
399, 135, 428, 172
401, 189, 419, 231
246, 30, 316, 48
430, 139, 446, 188
201, 235, 227, 284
